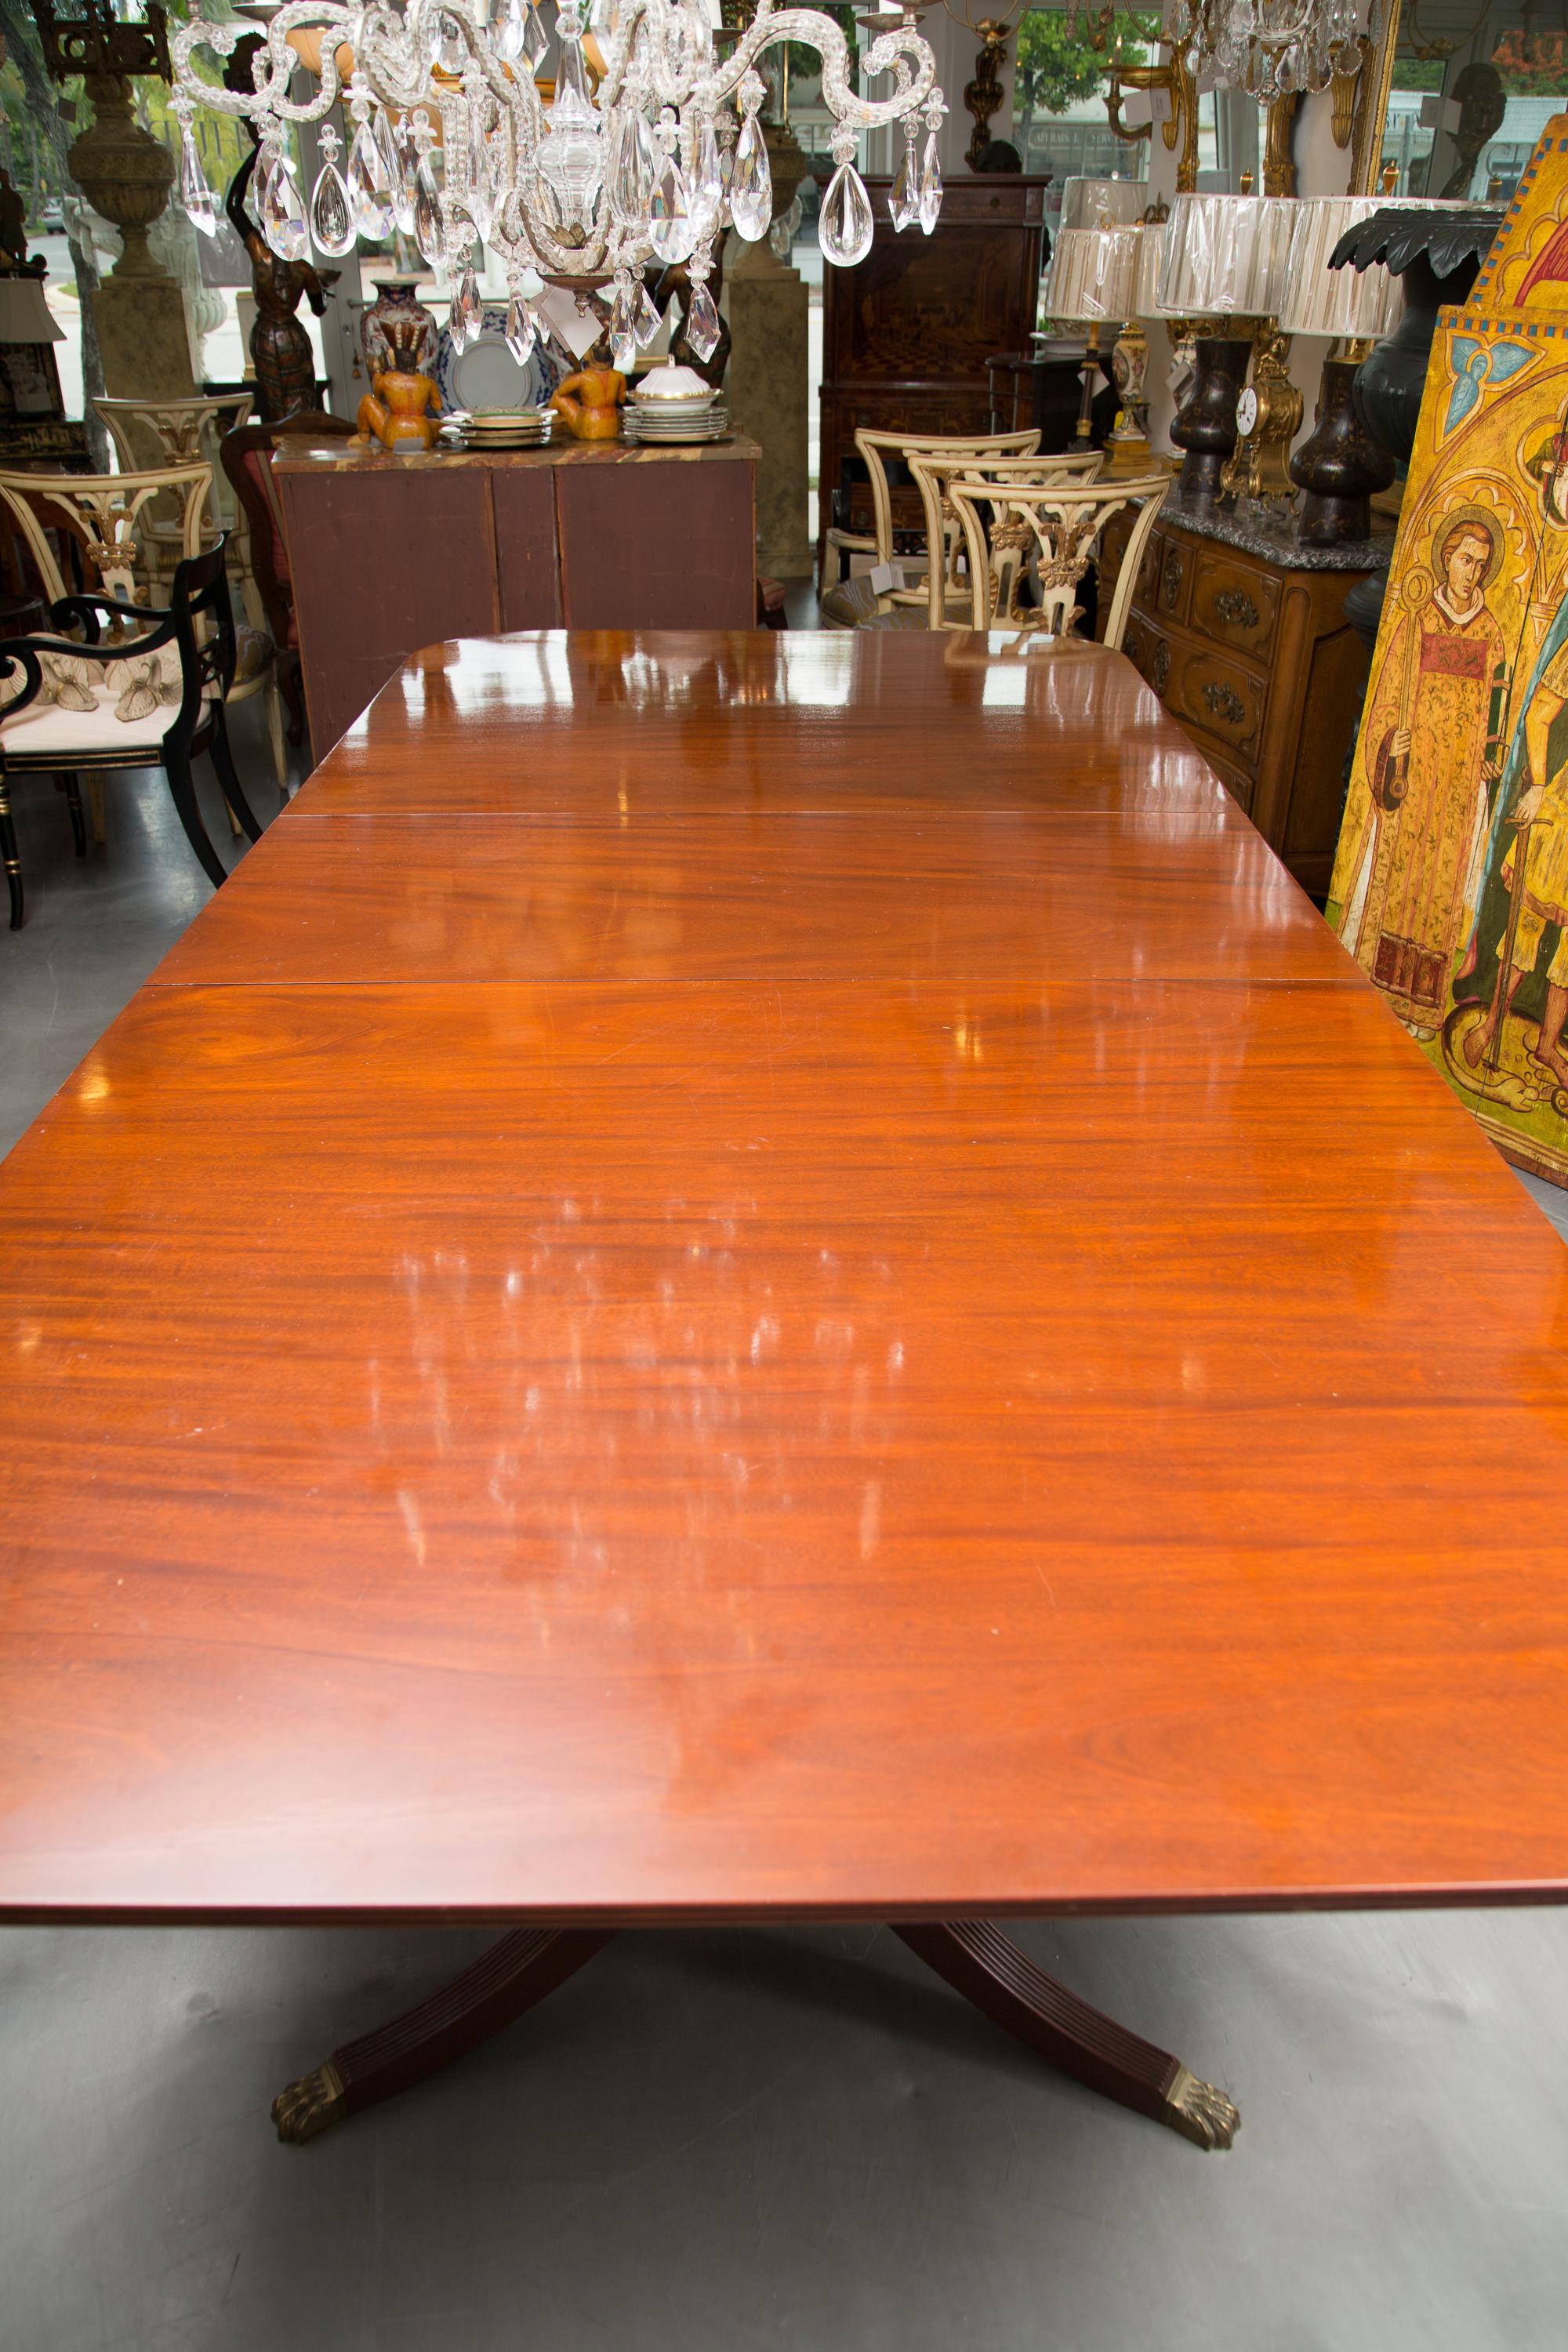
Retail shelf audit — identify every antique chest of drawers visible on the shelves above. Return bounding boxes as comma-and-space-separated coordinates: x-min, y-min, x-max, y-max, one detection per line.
1097, 495, 1390, 897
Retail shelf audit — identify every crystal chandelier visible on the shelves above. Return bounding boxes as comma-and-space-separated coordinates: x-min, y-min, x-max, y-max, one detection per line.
170, 2, 947, 368
1164, 0, 1363, 103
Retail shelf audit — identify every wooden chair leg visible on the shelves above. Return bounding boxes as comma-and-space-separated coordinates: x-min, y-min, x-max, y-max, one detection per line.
0, 771, 22, 929
162, 746, 229, 890
207, 707, 263, 844
264, 677, 290, 795
272, 1929, 615, 2143
86, 775, 106, 845
59, 771, 85, 858
278, 650, 307, 748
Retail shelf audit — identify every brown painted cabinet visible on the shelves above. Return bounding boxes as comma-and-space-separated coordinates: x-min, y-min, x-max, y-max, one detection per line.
274, 437, 758, 758
1098, 501, 1385, 897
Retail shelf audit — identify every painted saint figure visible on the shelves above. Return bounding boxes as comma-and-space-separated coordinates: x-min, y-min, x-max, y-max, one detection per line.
1459, 419, 1568, 1087
1341, 510, 1508, 1029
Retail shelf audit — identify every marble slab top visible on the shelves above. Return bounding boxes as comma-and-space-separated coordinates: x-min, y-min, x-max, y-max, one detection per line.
273, 433, 761, 474
1159, 489, 1395, 572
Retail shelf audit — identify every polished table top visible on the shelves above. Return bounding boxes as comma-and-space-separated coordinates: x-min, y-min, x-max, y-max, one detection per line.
5, 631, 1568, 1926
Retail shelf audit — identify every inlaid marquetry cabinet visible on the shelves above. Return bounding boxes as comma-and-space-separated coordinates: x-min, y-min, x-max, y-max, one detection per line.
1097, 501, 1387, 897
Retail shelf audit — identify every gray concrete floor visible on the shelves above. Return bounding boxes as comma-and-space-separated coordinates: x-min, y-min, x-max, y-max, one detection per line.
5, 709, 1568, 2351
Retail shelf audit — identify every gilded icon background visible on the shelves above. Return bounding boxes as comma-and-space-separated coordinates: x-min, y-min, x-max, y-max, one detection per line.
1330, 118, 1568, 1185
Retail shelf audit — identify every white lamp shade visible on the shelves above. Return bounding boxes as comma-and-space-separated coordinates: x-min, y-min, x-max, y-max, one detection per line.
1155, 193, 1296, 318
1058, 176, 1144, 234
0, 276, 64, 344
1045, 226, 1141, 324
1133, 221, 1168, 318
1277, 198, 1405, 339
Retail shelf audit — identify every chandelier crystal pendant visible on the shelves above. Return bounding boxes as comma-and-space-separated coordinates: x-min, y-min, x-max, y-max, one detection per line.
169, 1, 947, 318
1164, 0, 1364, 104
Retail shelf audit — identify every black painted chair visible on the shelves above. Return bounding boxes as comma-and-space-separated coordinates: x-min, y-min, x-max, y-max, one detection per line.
0, 538, 261, 931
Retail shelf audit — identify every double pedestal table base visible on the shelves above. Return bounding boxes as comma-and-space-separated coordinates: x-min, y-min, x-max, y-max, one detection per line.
271, 1922, 1239, 2154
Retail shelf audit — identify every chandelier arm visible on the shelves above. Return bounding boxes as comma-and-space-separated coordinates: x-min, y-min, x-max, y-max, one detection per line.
172, 0, 942, 290
171, 5, 362, 127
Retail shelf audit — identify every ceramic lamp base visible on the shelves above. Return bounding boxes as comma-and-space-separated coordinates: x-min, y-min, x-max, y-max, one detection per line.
1289, 356, 1396, 546
1170, 334, 1251, 501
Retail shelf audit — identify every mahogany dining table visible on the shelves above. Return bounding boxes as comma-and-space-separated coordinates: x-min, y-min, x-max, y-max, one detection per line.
5, 628, 1568, 2155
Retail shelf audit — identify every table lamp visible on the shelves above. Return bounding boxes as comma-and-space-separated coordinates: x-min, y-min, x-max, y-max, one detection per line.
1279, 196, 1406, 544
1105, 217, 1168, 475
1044, 177, 1143, 445
1155, 190, 1296, 501
0, 263, 67, 446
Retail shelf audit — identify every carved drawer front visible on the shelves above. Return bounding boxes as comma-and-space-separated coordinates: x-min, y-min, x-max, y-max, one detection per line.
1156, 535, 1191, 623
1133, 521, 1163, 612
1189, 731, 1257, 816
1189, 550, 1279, 660
1120, 609, 1170, 699
1098, 506, 1137, 590
1168, 643, 1266, 760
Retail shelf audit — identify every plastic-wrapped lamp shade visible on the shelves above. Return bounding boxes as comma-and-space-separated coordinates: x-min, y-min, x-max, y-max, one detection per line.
0, 278, 64, 343
1277, 198, 1406, 340
1155, 193, 1296, 318
1132, 221, 1168, 319
1045, 226, 1141, 324
1058, 175, 1143, 234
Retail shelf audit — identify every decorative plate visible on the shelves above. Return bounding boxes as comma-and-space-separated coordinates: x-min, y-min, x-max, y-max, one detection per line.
434, 306, 567, 416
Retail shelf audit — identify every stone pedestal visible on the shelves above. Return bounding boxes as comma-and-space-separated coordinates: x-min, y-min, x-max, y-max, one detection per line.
725, 235, 811, 581
71, 71, 195, 402
89, 278, 197, 399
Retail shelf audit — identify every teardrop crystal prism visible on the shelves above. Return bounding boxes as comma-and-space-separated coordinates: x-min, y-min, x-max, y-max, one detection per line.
431, 10, 465, 74
310, 158, 355, 257
391, 120, 419, 237
496, 0, 528, 64
729, 114, 772, 241
918, 134, 942, 236
818, 159, 873, 268
634, 278, 662, 348
414, 156, 443, 267
685, 281, 721, 365
347, 118, 395, 240
612, 322, 637, 372
449, 264, 483, 353
466, 136, 495, 241
180, 127, 218, 237
688, 122, 724, 242
889, 139, 918, 232
521, 2, 550, 72
609, 109, 657, 227
260, 152, 308, 262
504, 293, 536, 365
648, 158, 696, 265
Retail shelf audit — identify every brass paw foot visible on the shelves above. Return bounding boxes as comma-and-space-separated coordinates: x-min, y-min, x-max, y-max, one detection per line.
271, 2058, 347, 2145
1162, 2064, 1240, 2151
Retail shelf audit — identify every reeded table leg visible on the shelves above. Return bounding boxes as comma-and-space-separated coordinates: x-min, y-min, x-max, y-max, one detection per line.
272, 1927, 615, 2143
893, 1921, 1238, 2149
273, 1920, 1236, 2152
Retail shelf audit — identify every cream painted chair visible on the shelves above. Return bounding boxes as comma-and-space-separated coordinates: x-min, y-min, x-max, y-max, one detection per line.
819, 427, 1043, 630
906, 450, 1105, 631
94, 393, 287, 792
943, 472, 1171, 648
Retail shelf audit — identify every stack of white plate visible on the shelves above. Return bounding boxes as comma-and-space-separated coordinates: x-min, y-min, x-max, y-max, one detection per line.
445, 408, 554, 450
623, 398, 730, 445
